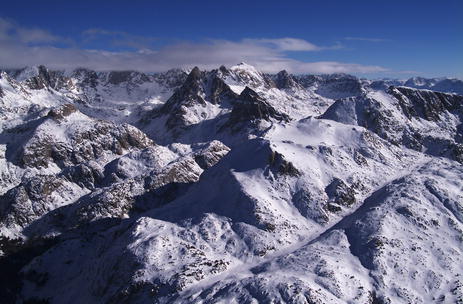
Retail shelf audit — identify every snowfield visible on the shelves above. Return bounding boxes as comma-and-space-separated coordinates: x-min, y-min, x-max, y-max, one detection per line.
0, 64, 462, 304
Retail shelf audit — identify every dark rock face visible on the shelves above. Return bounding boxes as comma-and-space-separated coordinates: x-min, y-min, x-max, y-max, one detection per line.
274, 70, 300, 90
0, 175, 65, 227
421, 137, 463, 164
296, 73, 364, 98
152, 69, 188, 89
452, 143, 463, 163
107, 71, 150, 85
225, 87, 290, 129
159, 67, 206, 130
389, 86, 462, 121
295, 74, 320, 88
162, 67, 205, 112
218, 65, 229, 75
72, 68, 99, 88
24, 66, 53, 90
144, 158, 201, 191
209, 74, 238, 104
61, 162, 104, 190
156, 67, 238, 131
323, 75, 363, 98
268, 150, 300, 177
292, 188, 329, 224
325, 178, 356, 209
107, 71, 132, 85
47, 104, 77, 121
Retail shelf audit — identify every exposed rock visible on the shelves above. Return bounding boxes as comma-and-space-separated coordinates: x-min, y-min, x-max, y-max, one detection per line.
152, 69, 188, 89
0, 175, 67, 228
158, 67, 238, 130
193, 140, 230, 170
389, 86, 462, 121
22, 66, 72, 91
297, 73, 365, 99
47, 104, 77, 121
107, 71, 149, 85
268, 150, 300, 177
320, 87, 463, 163
319, 96, 402, 145
21, 115, 153, 169
161, 67, 205, 113
73, 180, 143, 224
208, 73, 238, 104
274, 70, 300, 90
61, 161, 104, 189
71, 68, 99, 88
144, 158, 203, 190
24, 66, 53, 90
292, 187, 329, 224
225, 87, 290, 129
325, 178, 356, 207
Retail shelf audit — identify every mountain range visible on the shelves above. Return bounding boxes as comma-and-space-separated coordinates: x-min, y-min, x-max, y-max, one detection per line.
0, 63, 462, 304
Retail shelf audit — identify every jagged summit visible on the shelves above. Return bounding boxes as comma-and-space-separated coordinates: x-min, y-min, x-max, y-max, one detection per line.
226, 86, 290, 127
274, 69, 301, 89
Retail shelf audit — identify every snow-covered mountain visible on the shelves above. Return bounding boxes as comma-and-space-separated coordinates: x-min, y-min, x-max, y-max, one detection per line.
1, 64, 462, 304
372, 76, 463, 96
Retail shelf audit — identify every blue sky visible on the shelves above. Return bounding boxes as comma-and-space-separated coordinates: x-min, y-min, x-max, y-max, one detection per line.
1, 0, 462, 78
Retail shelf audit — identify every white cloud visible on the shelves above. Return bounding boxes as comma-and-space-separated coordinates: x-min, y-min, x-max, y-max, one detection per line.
0, 17, 388, 74
0, 18, 60, 44
344, 37, 390, 42
243, 38, 323, 51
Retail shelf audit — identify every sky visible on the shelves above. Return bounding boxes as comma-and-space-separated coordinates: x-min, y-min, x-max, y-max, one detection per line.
0, 0, 462, 78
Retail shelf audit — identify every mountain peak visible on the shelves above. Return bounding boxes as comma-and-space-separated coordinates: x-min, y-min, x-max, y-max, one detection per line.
231, 62, 259, 73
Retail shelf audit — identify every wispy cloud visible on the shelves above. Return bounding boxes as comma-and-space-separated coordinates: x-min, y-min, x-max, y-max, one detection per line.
344, 37, 390, 42
0, 18, 388, 74
244, 38, 344, 51
82, 28, 157, 50
0, 18, 62, 44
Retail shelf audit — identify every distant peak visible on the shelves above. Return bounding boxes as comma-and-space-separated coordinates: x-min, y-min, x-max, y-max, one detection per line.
186, 66, 202, 81
219, 65, 229, 74
231, 62, 258, 71
14, 66, 40, 82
